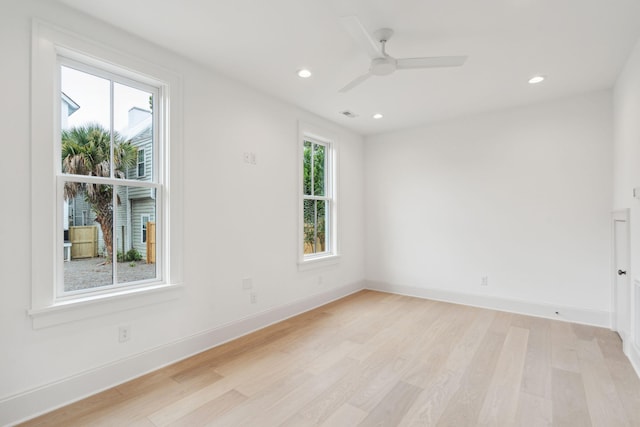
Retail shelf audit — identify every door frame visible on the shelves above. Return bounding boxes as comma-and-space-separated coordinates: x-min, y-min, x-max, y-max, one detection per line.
611, 208, 630, 334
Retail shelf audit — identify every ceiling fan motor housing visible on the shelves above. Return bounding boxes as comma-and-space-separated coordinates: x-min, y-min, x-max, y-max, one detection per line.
370, 57, 397, 75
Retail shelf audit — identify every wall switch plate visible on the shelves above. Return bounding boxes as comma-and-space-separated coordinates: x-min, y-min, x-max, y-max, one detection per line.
242, 277, 252, 290
481, 276, 488, 286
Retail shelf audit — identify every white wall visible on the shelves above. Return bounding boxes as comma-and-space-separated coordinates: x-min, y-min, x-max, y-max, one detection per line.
365, 91, 613, 320
0, 0, 364, 423
613, 38, 640, 372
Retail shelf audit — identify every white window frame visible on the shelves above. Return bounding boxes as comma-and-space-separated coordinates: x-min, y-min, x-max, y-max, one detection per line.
298, 121, 339, 268
29, 21, 184, 329
56, 58, 162, 300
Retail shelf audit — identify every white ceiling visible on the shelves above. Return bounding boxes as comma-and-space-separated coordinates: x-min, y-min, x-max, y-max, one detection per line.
57, 0, 640, 135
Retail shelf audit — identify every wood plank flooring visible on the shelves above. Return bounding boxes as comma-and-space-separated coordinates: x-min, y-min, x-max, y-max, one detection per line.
20, 290, 640, 426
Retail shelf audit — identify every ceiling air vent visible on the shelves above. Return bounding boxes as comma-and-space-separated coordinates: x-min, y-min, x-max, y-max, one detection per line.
340, 110, 358, 118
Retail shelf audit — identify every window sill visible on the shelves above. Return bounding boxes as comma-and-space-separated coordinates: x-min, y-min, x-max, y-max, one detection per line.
28, 283, 184, 329
297, 254, 341, 271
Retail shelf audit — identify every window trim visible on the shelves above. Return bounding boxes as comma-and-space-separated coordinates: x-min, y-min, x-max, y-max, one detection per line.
297, 121, 339, 267
29, 20, 184, 328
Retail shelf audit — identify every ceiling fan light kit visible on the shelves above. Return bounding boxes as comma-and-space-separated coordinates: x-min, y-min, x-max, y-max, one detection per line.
339, 16, 468, 93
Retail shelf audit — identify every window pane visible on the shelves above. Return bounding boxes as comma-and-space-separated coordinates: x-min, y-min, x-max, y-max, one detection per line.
115, 83, 153, 181
316, 199, 327, 253
115, 186, 157, 284
313, 144, 325, 196
303, 199, 315, 254
63, 182, 113, 292
303, 140, 312, 195
61, 66, 111, 176
303, 199, 328, 255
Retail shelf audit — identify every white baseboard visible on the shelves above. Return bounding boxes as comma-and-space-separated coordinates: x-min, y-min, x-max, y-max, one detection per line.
365, 280, 610, 328
1, 281, 364, 427
625, 341, 640, 380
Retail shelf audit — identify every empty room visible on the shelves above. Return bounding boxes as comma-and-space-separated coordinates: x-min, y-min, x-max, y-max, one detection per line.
2, 0, 640, 425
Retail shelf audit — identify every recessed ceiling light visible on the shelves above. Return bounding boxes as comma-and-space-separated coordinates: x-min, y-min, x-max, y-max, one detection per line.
528, 75, 545, 84
373, 113, 383, 119
297, 69, 312, 78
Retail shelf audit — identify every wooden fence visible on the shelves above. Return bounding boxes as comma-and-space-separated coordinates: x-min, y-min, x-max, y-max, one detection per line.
146, 222, 156, 264
69, 226, 98, 259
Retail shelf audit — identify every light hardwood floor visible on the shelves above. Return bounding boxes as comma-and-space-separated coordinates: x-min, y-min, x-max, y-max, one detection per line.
21, 290, 640, 426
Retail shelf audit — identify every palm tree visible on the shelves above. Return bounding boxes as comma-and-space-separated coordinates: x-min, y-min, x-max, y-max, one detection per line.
61, 123, 137, 263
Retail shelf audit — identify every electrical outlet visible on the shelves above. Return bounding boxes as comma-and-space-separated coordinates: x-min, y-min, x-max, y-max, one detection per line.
250, 292, 257, 304
118, 325, 131, 343
317, 275, 323, 285
242, 277, 252, 290
481, 276, 488, 286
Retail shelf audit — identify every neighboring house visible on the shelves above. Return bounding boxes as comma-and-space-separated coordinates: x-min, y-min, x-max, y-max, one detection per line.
61, 92, 79, 236
117, 107, 156, 259
61, 92, 79, 129
64, 99, 155, 260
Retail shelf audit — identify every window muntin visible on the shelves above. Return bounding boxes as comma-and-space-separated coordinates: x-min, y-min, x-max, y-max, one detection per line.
59, 59, 160, 297
302, 138, 332, 257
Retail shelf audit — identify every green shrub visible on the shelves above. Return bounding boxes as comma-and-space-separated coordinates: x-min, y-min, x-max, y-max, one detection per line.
125, 248, 143, 262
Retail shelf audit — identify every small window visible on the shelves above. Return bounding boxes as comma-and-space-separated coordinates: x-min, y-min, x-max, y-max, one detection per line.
137, 149, 145, 177
299, 124, 337, 264
303, 140, 329, 255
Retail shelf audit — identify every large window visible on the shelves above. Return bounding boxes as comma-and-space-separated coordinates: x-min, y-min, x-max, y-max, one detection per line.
59, 60, 159, 296
30, 22, 183, 328
299, 124, 338, 264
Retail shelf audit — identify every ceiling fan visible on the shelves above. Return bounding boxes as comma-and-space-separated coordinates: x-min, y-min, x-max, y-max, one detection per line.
339, 16, 468, 93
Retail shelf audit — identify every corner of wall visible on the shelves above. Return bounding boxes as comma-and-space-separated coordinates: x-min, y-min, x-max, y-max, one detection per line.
364, 280, 610, 328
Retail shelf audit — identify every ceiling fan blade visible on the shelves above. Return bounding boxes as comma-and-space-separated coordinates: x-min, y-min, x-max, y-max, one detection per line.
397, 56, 468, 69
339, 72, 372, 93
340, 16, 383, 59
